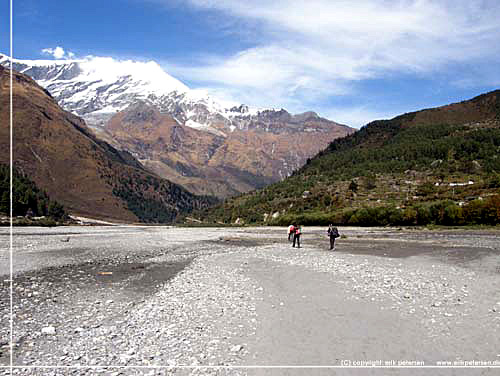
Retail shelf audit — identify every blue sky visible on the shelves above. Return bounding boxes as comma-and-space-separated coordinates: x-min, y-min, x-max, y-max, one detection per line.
2, 0, 500, 127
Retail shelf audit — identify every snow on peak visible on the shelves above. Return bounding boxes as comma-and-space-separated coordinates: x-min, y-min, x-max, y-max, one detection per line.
1, 52, 188, 93
0, 52, 79, 67
0, 53, 9, 64
74, 56, 189, 95
0, 53, 192, 122
0, 52, 285, 131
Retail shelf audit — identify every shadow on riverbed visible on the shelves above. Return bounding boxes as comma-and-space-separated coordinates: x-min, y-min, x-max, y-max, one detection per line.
0, 257, 193, 364
10, 257, 192, 297
323, 238, 500, 274
207, 236, 281, 248
219, 233, 500, 275
94, 259, 191, 292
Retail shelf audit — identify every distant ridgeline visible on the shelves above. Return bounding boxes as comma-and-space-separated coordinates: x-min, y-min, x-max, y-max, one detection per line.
0, 164, 67, 222
197, 90, 500, 226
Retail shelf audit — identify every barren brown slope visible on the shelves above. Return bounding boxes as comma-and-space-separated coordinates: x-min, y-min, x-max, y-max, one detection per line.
401, 90, 500, 127
101, 103, 354, 198
0, 66, 214, 222
102, 102, 242, 197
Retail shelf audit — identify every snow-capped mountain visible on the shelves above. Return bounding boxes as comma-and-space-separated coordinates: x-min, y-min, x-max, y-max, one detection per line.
1, 53, 355, 197
0, 53, 190, 125
0, 53, 263, 132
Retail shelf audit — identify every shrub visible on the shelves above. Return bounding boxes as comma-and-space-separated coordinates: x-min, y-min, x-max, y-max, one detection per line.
415, 205, 432, 225
443, 203, 464, 225
402, 207, 417, 225
386, 207, 402, 225
462, 199, 484, 224
482, 195, 500, 224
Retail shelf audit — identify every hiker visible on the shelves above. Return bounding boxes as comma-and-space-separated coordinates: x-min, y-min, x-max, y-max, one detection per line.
327, 224, 340, 250
292, 224, 301, 248
287, 224, 295, 241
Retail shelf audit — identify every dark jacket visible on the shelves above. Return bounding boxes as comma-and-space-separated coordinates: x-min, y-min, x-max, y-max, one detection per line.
328, 227, 339, 238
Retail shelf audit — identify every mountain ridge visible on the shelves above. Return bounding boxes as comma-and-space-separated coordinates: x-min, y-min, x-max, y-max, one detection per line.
197, 90, 500, 226
0, 65, 215, 222
100, 101, 353, 197
0, 53, 331, 129
1, 54, 355, 197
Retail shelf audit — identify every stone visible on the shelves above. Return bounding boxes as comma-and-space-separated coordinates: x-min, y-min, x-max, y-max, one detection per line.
41, 326, 56, 335
230, 344, 243, 352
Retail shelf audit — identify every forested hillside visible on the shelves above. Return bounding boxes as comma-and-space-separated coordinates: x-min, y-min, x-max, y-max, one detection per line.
0, 164, 66, 221
196, 91, 500, 226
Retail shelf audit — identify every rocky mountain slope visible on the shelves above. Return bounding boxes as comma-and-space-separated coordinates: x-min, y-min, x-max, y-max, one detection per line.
198, 90, 500, 226
0, 54, 355, 197
0, 65, 215, 222
98, 102, 353, 197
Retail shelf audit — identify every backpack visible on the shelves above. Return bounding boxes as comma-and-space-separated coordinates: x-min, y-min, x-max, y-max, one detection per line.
329, 227, 339, 238
333, 227, 339, 238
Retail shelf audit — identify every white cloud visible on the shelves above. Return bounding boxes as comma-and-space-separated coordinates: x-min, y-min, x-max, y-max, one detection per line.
157, 0, 500, 124
166, 45, 353, 107
41, 46, 76, 60
175, 0, 500, 73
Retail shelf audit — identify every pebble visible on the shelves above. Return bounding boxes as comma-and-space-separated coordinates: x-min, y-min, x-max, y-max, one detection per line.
230, 344, 244, 352
41, 326, 56, 335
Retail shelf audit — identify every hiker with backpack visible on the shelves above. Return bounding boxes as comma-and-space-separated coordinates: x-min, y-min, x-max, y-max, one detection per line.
287, 224, 295, 241
292, 224, 301, 248
327, 224, 340, 250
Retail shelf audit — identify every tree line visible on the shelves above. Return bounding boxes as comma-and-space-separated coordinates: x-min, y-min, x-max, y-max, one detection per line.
0, 164, 66, 220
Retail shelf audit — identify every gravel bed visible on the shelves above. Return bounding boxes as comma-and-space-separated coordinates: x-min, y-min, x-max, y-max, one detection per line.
55, 247, 259, 369
0, 226, 499, 375
1, 239, 260, 375
240, 243, 500, 360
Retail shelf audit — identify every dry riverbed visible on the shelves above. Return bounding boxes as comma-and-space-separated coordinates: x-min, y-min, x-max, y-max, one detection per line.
0, 226, 499, 375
